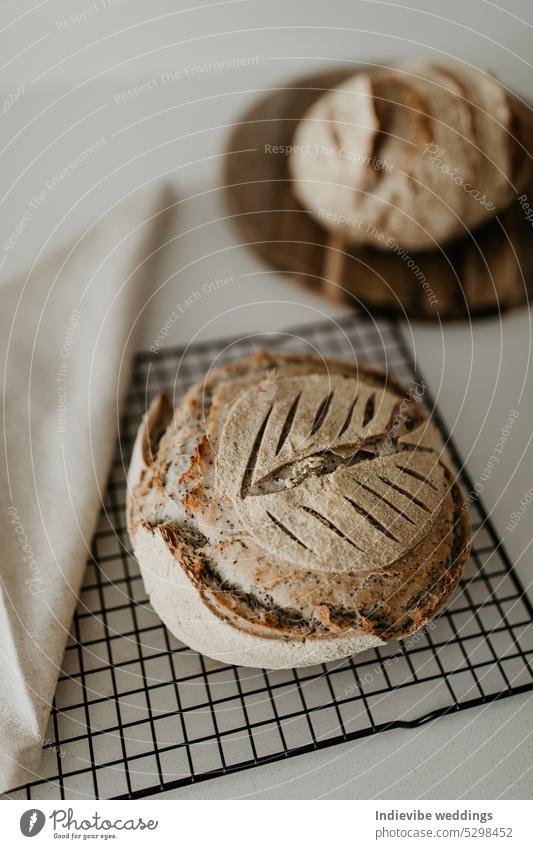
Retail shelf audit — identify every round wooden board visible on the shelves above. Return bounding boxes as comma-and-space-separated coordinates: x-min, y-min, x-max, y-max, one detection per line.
224, 67, 533, 321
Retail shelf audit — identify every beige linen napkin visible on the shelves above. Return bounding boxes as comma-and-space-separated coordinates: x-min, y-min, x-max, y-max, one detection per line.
0, 185, 173, 793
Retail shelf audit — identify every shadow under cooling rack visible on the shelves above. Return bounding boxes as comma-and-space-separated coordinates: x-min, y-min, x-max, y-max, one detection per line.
11, 314, 533, 800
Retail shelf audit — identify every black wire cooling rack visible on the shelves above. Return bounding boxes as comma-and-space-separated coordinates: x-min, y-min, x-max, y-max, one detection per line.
11, 314, 533, 800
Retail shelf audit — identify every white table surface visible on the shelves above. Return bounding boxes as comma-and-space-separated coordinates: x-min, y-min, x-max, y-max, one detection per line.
1, 0, 532, 799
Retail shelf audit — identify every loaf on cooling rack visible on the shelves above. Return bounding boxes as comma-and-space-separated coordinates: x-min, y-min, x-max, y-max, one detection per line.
127, 352, 471, 668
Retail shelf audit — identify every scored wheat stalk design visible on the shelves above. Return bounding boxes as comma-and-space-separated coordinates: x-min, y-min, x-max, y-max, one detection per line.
217, 374, 446, 573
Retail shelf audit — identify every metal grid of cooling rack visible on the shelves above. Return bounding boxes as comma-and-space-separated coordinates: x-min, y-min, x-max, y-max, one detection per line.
10, 314, 533, 800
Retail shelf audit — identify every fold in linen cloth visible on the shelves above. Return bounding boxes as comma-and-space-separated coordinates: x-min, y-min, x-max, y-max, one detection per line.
0, 185, 174, 794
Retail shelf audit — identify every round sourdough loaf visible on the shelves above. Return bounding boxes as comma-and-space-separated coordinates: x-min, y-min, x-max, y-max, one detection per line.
289, 60, 531, 251
127, 352, 471, 668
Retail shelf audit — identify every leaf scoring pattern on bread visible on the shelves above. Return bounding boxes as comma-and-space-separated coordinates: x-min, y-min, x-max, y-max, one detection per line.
217, 374, 446, 572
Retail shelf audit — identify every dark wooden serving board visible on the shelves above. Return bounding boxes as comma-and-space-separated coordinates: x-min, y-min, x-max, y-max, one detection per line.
224, 68, 533, 321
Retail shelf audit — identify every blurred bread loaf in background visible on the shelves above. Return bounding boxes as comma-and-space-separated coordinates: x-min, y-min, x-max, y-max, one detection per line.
289, 60, 532, 251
